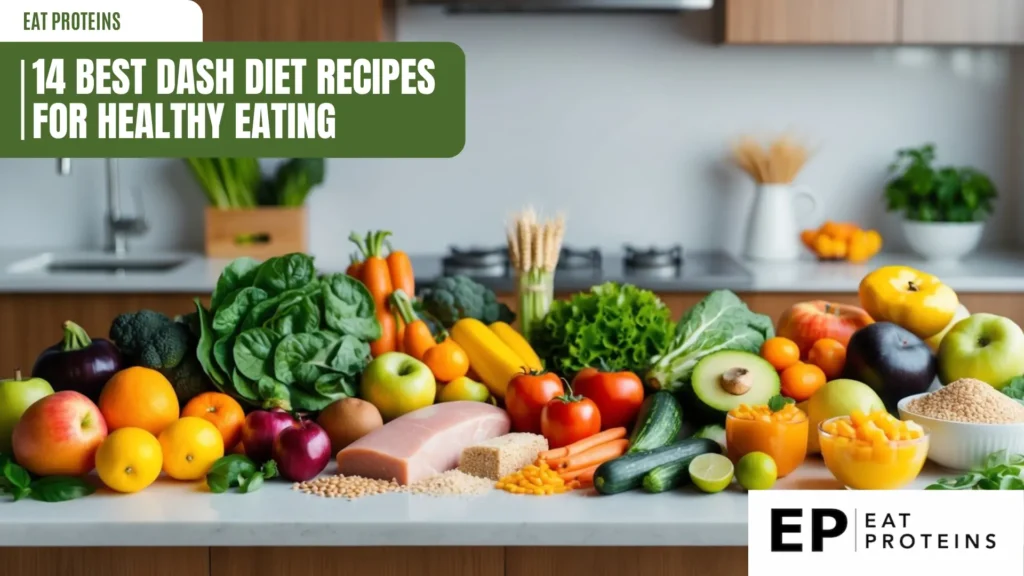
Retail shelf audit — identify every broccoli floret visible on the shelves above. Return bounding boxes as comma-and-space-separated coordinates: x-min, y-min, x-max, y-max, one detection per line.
109, 310, 212, 403
419, 275, 515, 328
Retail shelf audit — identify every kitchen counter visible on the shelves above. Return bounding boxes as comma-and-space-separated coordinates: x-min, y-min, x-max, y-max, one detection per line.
0, 459, 947, 547
2, 249, 1024, 294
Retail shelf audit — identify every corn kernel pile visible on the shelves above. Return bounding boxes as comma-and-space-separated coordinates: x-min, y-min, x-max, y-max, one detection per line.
823, 410, 925, 443
496, 461, 575, 495
729, 403, 805, 423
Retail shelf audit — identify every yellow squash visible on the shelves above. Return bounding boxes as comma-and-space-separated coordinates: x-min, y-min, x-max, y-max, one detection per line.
451, 318, 526, 399
858, 266, 959, 340
488, 321, 543, 371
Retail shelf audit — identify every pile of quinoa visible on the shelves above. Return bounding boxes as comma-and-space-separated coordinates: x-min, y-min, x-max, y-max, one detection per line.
294, 469, 493, 500
904, 378, 1024, 424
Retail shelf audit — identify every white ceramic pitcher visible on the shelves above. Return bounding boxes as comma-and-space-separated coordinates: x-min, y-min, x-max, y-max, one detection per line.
743, 184, 816, 261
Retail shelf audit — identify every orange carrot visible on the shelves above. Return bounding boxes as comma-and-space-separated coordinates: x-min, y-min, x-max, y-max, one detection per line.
395, 313, 406, 353
576, 465, 597, 485
370, 310, 397, 357
386, 241, 415, 298
536, 427, 628, 461
391, 290, 437, 360
351, 230, 393, 308
560, 464, 599, 483
558, 439, 628, 471
346, 253, 363, 280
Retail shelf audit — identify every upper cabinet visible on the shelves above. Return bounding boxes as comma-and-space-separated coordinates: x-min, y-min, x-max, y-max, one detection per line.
197, 0, 394, 42
901, 0, 1024, 45
722, 0, 1024, 45
723, 0, 899, 44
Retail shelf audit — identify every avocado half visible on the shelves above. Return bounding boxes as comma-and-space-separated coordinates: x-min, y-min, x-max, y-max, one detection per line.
691, 350, 781, 415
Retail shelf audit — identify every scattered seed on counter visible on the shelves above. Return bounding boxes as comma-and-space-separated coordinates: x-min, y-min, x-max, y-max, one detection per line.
904, 377, 1024, 424
496, 461, 577, 495
408, 470, 493, 496
294, 475, 404, 500
459, 433, 549, 480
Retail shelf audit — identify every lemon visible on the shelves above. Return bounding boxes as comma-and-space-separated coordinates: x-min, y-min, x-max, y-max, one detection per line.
95, 427, 163, 494
158, 417, 225, 481
688, 453, 734, 493
736, 451, 778, 490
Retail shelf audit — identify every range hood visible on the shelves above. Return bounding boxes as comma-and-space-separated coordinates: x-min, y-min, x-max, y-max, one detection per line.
417, 0, 713, 13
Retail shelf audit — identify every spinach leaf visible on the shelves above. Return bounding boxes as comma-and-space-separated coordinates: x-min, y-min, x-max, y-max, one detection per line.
240, 472, 264, 494
193, 300, 227, 387
211, 257, 260, 310
233, 328, 280, 381
231, 369, 259, 402
213, 336, 235, 379
253, 254, 316, 296
288, 386, 340, 412
28, 477, 96, 502
213, 287, 268, 337
274, 332, 339, 385
241, 282, 321, 332
327, 334, 372, 377
1002, 376, 1024, 405
314, 372, 358, 398
267, 297, 320, 335
206, 454, 259, 494
257, 376, 291, 409
323, 274, 381, 341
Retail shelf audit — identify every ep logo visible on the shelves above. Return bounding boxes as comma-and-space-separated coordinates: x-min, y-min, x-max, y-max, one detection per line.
770, 508, 847, 552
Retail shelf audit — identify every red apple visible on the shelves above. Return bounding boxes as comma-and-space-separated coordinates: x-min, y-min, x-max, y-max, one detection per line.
12, 390, 107, 476
777, 300, 874, 357
242, 408, 295, 464
273, 419, 332, 482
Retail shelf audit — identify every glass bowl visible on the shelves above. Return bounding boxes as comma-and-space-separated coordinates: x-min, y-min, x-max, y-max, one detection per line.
818, 415, 929, 490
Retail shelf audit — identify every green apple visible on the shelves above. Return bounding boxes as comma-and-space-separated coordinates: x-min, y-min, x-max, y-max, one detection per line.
805, 378, 885, 454
0, 371, 54, 454
360, 352, 436, 421
938, 313, 1024, 390
925, 304, 970, 352
438, 377, 490, 403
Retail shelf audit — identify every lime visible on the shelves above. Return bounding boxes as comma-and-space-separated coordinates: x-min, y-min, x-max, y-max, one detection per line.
736, 451, 778, 490
688, 453, 734, 493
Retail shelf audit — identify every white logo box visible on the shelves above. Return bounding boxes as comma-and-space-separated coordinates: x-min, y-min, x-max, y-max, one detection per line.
749, 490, 1023, 576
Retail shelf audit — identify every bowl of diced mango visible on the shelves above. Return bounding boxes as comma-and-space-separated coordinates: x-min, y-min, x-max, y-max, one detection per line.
818, 410, 929, 490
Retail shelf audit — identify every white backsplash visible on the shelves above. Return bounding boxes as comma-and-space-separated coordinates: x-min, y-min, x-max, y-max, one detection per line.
0, 8, 1018, 256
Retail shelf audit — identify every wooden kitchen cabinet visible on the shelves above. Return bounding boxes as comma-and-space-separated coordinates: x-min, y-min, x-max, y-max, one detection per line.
195, 0, 394, 42
900, 0, 1024, 45
722, 0, 899, 44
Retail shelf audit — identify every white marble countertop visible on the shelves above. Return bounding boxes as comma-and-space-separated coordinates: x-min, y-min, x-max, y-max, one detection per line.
1, 249, 1024, 294
0, 459, 948, 547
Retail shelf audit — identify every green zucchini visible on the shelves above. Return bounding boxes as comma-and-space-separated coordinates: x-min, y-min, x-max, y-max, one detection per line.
642, 441, 721, 493
627, 391, 682, 454
691, 424, 726, 453
594, 437, 719, 495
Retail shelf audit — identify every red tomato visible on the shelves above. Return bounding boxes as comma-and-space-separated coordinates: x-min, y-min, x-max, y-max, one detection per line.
571, 368, 645, 430
504, 370, 564, 433
540, 395, 601, 449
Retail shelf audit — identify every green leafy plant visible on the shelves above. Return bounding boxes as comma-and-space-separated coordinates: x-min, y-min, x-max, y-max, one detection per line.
926, 450, 1024, 490
883, 144, 997, 223
1002, 376, 1024, 405
0, 453, 95, 503
768, 395, 795, 412
194, 253, 381, 412
206, 454, 278, 494
185, 158, 325, 209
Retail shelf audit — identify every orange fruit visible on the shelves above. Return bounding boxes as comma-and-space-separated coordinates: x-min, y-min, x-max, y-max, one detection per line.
99, 367, 180, 436
760, 337, 801, 372
182, 392, 245, 449
95, 427, 163, 494
158, 417, 224, 481
808, 338, 847, 380
780, 362, 827, 402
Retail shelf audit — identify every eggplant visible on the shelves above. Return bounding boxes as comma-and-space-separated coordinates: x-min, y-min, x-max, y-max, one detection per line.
32, 320, 123, 403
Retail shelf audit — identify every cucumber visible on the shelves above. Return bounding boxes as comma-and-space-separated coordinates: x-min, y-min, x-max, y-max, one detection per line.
642, 437, 723, 493
627, 391, 682, 454
594, 437, 719, 495
691, 424, 726, 453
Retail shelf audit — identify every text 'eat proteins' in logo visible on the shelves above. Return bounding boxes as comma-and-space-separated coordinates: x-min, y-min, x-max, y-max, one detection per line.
747, 490, 1023, 576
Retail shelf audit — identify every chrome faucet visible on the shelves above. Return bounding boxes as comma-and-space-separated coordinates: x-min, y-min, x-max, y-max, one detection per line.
56, 158, 148, 255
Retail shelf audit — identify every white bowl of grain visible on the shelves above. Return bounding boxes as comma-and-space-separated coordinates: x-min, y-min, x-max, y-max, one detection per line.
897, 378, 1024, 471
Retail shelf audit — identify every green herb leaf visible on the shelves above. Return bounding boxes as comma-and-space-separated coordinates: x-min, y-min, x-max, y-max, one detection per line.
207, 454, 258, 492
240, 472, 265, 494
207, 472, 230, 494
926, 450, 1024, 490
3, 460, 31, 491
28, 477, 95, 502
1002, 377, 1024, 404
768, 395, 795, 412
261, 460, 279, 480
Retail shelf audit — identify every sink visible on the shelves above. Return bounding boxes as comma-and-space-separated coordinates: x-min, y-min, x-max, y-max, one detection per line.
7, 253, 189, 275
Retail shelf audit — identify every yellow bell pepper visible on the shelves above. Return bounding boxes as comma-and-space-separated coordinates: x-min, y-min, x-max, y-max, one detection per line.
858, 266, 959, 340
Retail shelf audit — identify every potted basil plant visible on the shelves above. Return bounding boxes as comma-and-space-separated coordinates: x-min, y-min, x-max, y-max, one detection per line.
883, 144, 997, 262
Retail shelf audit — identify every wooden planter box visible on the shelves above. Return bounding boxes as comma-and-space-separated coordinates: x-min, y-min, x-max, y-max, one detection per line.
204, 207, 308, 259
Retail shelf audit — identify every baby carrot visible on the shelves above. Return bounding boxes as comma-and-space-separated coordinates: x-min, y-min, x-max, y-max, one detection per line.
558, 439, 629, 471
386, 240, 415, 298
536, 427, 627, 461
